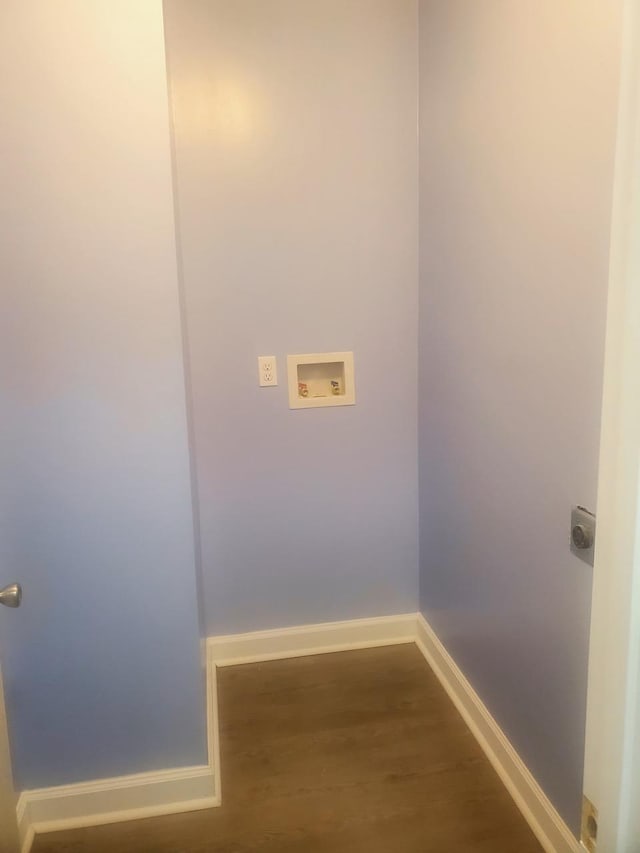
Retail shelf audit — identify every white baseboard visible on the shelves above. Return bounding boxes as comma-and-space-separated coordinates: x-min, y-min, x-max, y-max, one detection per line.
415, 613, 581, 853
207, 613, 417, 667
19, 827, 34, 853
206, 640, 223, 809
17, 764, 217, 852
16, 611, 581, 853
16, 794, 34, 853
17, 650, 220, 853
204, 611, 417, 821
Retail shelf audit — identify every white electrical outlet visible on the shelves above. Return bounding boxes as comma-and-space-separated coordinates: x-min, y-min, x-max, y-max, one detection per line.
258, 356, 278, 387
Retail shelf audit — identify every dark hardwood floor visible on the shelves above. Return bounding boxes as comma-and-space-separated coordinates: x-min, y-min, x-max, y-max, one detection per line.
33, 645, 543, 852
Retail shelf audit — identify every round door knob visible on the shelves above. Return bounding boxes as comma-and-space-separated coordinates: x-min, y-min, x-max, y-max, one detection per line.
572, 524, 593, 550
0, 583, 22, 608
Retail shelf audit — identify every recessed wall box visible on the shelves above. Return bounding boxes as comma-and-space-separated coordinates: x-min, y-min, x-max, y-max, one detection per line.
287, 352, 355, 409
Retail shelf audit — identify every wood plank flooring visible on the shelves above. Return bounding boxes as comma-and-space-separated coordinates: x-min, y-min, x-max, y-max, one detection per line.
33, 645, 543, 852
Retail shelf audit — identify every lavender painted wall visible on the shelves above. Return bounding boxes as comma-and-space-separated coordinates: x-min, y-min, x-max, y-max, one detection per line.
0, 1, 207, 789
418, 0, 623, 832
164, 0, 419, 635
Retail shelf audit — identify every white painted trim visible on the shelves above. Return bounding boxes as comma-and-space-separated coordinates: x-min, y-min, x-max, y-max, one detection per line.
16, 794, 33, 853
16, 612, 582, 853
19, 829, 34, 853
205, 611, 417, 814
0, 663, 20, 853
20, 765, 216, 832
17, 765, 217, 852
12, 611, 415, 851
583, 2, 640, 851
206, 640, 222, 806
17, 649, 220, 852
207, 613, 417, 667
210, 611, 580, 851
415, 614, 581, 853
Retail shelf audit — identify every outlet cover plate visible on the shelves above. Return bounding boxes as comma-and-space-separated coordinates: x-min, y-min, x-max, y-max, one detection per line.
258, 356, 278, 387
